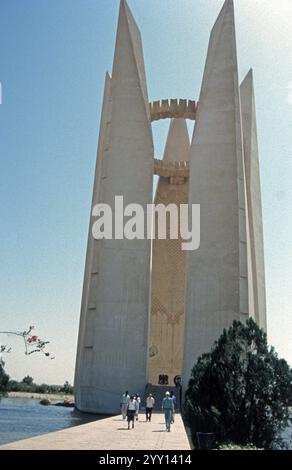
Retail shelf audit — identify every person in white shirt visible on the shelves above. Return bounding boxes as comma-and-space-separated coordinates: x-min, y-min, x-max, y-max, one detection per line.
145, 393, 155, 422
120, 390, 130, 420
127, 396, 138, 429
134, 394, 141, 421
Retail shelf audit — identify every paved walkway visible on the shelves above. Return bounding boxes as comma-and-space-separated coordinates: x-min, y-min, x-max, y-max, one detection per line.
0, 412, 191, 450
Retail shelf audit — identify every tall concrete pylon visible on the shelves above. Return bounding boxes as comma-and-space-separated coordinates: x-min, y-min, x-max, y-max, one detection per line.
241, 70, 267, 332
182, 0, 249, 387
74, 0, 154, 414
74, 72, 112, 406
149, 119, 190, 385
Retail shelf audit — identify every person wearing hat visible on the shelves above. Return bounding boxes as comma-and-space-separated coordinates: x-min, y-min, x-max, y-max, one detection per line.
161, 391, 174, 432
145, 393, 155, 422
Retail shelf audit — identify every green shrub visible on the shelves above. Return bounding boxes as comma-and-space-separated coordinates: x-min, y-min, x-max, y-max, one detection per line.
185, 318, 292, 449
0, 359, 9, 393
217, 442, 263, 450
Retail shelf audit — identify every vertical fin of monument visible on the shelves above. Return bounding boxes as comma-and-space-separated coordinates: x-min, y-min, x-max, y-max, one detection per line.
241, 70, 267, 332
183, 0, 248, 388
149, 119, 190, 385
74, 73, 112, 408
75, 0, 153, 414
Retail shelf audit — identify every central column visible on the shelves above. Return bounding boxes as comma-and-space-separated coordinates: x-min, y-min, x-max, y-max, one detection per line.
149, 119, 190, 385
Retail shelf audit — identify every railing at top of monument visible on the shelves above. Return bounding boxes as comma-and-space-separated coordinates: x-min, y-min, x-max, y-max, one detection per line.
149, 99, 197, 122
154, 159, 190, 178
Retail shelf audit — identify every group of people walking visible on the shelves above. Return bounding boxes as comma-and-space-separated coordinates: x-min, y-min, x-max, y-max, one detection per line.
120, 390, 176, 432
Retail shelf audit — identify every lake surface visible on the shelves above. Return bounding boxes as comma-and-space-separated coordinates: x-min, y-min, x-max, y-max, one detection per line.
0, 397, 100, 446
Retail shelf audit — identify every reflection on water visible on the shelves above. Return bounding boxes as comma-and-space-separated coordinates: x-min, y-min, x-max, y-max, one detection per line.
0, 397, 102, 446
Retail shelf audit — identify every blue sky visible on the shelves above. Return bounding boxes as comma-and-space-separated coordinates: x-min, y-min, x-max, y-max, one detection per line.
0, 0, 291, 384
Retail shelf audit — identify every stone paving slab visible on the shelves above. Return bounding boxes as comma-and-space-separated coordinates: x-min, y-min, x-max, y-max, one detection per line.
0, 413, 191, 450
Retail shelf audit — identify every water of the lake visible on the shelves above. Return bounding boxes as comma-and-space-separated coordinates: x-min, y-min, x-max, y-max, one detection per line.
0, 397, 101, 446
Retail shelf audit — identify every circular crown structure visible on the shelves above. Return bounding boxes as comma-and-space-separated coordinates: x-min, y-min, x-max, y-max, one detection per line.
149, 99, 197, 122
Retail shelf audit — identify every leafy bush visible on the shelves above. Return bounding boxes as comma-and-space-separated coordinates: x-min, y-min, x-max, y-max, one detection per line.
185, 318, 292, 449
0, 359, 9, 394
6, 377, 72, 395
217, 442, 263, 450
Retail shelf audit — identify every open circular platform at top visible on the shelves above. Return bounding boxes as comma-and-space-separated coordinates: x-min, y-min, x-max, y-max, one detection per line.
149, 99, 197, 122
154, 159, 189, 178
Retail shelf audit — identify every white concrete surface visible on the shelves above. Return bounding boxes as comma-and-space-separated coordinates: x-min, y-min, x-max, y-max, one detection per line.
0, 413, 191, 450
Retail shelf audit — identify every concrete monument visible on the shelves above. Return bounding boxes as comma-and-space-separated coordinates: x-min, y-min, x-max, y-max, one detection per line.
74, 0, 266, 414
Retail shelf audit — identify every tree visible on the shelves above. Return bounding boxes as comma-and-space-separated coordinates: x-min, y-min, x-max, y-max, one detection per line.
22, 375, 34, 386
185, 318, 292, 449
36, 383, 48, 394
0, 359, 10, 393
60, 381, 74, 394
